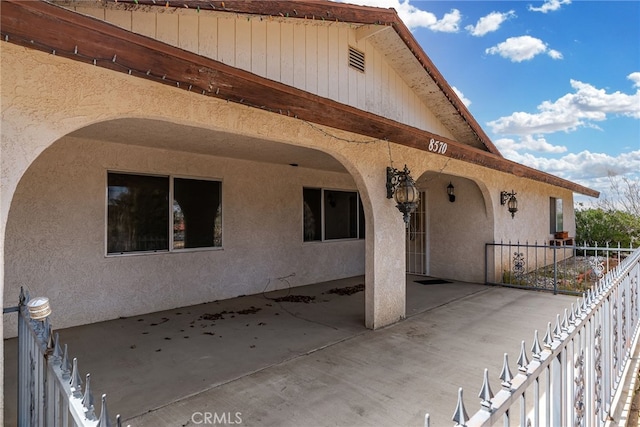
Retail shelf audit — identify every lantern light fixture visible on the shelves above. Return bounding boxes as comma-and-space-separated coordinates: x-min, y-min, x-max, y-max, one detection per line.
386, 165, 420, 226
500, 190, 518, 218
447, 182, 455, 203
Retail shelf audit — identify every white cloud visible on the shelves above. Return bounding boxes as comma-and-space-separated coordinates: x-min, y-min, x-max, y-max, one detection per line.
485, 35, 562, 62
488, 79, 640, 135
495, 136, 567, 156
451, 86, 471, 107
504, 150, 640, 200
547, 49, 563, 60
427, 9, 461, 33
333, 0, 461, 32
629, 72, 640, 88
505, 152, 640, 207
465, 10, 516, 37
528, 0, 572, 14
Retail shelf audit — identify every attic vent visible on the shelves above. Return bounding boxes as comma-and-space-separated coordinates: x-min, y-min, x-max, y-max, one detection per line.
348, 46, 365, 72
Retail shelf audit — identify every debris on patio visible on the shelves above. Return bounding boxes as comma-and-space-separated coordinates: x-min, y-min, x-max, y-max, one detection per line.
235, 306, 262, 315
325, 284, 365, 295
272, 295, 316, 303
198, 306, 262, 322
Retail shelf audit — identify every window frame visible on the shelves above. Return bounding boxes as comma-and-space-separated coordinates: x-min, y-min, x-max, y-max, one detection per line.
171, 175, 223, 252
549, 197, 564, 234
302, 187, 365, 243
105, 171, 223, 256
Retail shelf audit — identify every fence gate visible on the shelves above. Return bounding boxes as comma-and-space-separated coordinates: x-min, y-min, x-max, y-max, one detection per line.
407, 191, 428, 275
6, 288, 123, 427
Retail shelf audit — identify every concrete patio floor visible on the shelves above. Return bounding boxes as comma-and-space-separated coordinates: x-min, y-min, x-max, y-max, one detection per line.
4, 276, 577, 426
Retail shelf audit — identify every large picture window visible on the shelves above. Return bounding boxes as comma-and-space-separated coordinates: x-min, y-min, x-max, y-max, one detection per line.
303, 188, 365, 242
107, 172, 222, 254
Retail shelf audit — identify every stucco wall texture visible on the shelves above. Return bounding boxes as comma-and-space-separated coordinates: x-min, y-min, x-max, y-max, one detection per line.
3, 136, 366, 336
1, 43, 412, 339
2, 43, 577, 338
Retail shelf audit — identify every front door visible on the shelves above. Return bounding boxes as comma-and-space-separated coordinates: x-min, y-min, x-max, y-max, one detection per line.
406, 191, 428, 275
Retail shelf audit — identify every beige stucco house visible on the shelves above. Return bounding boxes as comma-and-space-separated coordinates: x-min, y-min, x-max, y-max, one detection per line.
0, 0, 598, 409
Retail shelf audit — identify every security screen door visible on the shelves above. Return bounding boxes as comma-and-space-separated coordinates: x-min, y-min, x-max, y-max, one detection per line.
406, 191, 428, 275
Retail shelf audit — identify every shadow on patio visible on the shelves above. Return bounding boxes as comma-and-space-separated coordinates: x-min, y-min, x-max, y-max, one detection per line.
4, 276, 575, 426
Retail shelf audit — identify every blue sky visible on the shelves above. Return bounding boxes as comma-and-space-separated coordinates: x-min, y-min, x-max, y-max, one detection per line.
340, 0, 640, 206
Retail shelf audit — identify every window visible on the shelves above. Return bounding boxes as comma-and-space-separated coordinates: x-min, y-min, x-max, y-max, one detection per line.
107, 172, 221, 254
303, 188, 365, 241
107, 173, 169, 253
173, 178, 222, 249
550, 197, 563, 233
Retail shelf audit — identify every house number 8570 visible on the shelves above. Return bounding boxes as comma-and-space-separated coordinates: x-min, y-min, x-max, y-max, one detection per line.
428, 138, 448, 154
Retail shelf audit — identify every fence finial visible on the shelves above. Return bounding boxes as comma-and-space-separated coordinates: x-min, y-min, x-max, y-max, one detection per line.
52, 332, 62, 361
531, 330, 542, 360
70, 358, 83, 398
452, 387, 469, 426
97, 394, 113, 427
46, 321, 54, 350
576, 298, 582, 318
83, 373, 96, 419
561, 309, 569, 332
500, 353, 513, 389
61, 344, 71, 379
543, 322, 553, 348
569, 303, 576, 325
517, 340, 529, 373
553, 314, 562, 338
478, 368, 494, 411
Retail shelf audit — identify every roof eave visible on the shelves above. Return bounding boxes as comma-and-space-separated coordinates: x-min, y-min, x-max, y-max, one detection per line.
0, 0, 600, 198
102, 0, 502, 156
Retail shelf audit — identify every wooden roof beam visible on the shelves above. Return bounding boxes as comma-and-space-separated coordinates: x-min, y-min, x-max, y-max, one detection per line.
0, 0, 599, 198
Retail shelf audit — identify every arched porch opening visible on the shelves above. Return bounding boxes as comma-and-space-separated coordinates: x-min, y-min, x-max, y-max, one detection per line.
3, 117, 379, 336
411, 171, 495, 283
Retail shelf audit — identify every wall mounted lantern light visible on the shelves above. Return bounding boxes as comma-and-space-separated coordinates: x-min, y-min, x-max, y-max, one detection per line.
500, 190, 518, 218
447, 182, 455, 203
386, 165, 420, 226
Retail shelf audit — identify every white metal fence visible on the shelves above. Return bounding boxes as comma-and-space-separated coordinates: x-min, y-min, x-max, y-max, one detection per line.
429, 246, 640, 426
486, 241, 636, 295
13, 288, 124, 427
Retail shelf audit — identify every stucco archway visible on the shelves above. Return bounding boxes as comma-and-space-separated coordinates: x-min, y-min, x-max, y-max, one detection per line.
412, 171, 495, 283
3, 114, 410, 337
0, 50, 408, 419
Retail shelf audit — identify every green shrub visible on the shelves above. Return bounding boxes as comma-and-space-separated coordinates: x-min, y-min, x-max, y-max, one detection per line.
575, 208, 640, 248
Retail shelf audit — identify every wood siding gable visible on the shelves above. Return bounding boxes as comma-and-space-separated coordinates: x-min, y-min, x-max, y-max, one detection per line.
63, 1, 458, 142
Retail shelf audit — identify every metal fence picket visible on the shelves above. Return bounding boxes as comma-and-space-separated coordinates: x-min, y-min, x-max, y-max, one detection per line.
432, 246, 640, 426
10, 288, 126, 427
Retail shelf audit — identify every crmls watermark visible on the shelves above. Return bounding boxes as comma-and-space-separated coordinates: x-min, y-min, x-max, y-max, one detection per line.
191, 412, 243, 425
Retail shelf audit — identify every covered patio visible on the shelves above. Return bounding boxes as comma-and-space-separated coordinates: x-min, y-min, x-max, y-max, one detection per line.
4, 277, 577, 426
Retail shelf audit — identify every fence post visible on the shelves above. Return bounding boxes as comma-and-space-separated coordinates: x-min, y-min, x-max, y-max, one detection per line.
485, 243, 489, 285
13, 288, 122, 427
553, 246, 558, 295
